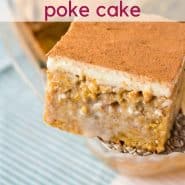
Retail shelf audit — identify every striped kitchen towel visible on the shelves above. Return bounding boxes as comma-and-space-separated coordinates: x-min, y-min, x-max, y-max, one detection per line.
0, 22, 117, 185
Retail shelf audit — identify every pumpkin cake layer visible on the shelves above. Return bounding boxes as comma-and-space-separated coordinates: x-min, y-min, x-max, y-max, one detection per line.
44, 22, 185, 153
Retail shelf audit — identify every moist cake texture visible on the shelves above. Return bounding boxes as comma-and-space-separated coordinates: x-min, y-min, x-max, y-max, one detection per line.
44, 22, 185, 153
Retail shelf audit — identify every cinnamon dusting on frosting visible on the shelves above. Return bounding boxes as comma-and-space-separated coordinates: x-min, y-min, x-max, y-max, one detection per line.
48, 22, 185, 84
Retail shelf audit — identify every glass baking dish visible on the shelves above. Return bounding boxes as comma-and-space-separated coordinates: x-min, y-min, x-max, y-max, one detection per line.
87, 138, 185, 176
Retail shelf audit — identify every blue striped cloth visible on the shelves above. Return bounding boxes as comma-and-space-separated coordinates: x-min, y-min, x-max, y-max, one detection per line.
0, 23, 116, 185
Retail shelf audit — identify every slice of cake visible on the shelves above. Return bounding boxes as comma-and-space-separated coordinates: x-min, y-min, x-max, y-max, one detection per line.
16, 22, 70, 63
44, 22, 185, 153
